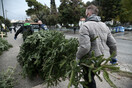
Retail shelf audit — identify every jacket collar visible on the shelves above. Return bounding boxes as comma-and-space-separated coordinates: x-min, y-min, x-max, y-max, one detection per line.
86, 14, 101, 22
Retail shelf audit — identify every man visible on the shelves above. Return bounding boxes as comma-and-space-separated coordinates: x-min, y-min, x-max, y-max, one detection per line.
73, 27, 76, 34
76, 5, 117, 88
14, 20, 33, 41
38, 20, 48, 30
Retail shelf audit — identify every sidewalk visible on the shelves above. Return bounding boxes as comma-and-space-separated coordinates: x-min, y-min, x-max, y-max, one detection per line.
0, 32, 43, 88
32, 72, 132, 88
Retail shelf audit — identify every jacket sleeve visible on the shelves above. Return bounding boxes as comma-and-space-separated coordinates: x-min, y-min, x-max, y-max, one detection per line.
15, 26, 23, 38
76, 25, 91, 59
106, 31, 117, 57
40, 24, 45, 30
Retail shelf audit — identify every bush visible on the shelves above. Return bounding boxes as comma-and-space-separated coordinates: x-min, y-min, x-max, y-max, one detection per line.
0, 38, 12, 55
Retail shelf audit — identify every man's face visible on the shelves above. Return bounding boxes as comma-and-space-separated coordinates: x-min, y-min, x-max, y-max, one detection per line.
38, 21, 42, 24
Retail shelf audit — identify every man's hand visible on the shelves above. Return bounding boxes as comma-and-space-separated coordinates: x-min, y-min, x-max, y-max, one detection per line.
110, 58, 117, 64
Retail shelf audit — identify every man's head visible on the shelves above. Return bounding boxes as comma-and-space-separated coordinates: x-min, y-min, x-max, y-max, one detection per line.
24, 19, 30, 26
25, 19, 29, 23
86, 5, 99, 17
38, 20, 43, 24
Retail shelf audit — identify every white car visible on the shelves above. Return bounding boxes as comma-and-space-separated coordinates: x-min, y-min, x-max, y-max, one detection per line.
125, 25, 132, 31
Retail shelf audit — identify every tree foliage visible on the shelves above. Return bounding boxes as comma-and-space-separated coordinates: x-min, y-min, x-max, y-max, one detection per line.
58, 0, 85, 27
50, 0, 57, 15
25, 0, 58, 26
119, 0, 132, 23
0, 67, 15, 88
0, 16, 12, 28
25, 0, 132, 26
87, 0, 132, 23
49, 0, 58, 26
0, 38, 12, 55
92, 0, 121, 21
25, 0, 50, 25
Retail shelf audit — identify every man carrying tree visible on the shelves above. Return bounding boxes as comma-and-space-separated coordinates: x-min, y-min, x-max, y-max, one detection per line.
76, 5, 117, 88
14, 20, 33, 41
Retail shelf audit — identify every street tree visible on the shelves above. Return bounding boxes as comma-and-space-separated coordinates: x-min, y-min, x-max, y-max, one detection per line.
119, 0, 132, 24
25, 0, 50, 25
49, 0, 58, 26
25, 0, 58, 26
0, 16, 11, 28
58, 0, 85, 27
92, 0, 121, 22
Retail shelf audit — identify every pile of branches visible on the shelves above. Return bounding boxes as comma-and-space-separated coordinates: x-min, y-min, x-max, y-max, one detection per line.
0, 38, 12, 55
0, 67, 15, 88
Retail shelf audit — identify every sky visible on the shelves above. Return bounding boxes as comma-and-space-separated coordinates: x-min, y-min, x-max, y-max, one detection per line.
0, 0, 93, 20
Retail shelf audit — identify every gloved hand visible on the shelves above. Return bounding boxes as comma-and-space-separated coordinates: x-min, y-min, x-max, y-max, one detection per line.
110, 58, 117, 64
14, 36, 17, 40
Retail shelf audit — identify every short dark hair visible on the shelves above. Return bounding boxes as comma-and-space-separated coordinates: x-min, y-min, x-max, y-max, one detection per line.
86, 4, 99, 15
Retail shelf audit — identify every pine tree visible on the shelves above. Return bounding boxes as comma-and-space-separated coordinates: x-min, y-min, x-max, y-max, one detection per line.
48, 0, 58, 26
58, 0, 84, 27
92, 0, 121, 21
50, 0, 57, 15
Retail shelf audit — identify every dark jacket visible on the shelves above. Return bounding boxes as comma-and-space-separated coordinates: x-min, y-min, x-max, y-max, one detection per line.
15, 25, 33, 41
39, 24, 48, 30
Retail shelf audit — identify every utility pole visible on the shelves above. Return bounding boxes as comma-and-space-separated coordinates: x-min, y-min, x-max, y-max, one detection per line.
1, 0, 7, 35
1, 0, 5, 19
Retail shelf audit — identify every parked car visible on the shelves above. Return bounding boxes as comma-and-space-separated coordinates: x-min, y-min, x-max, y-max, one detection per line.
125, 25, 132, 31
